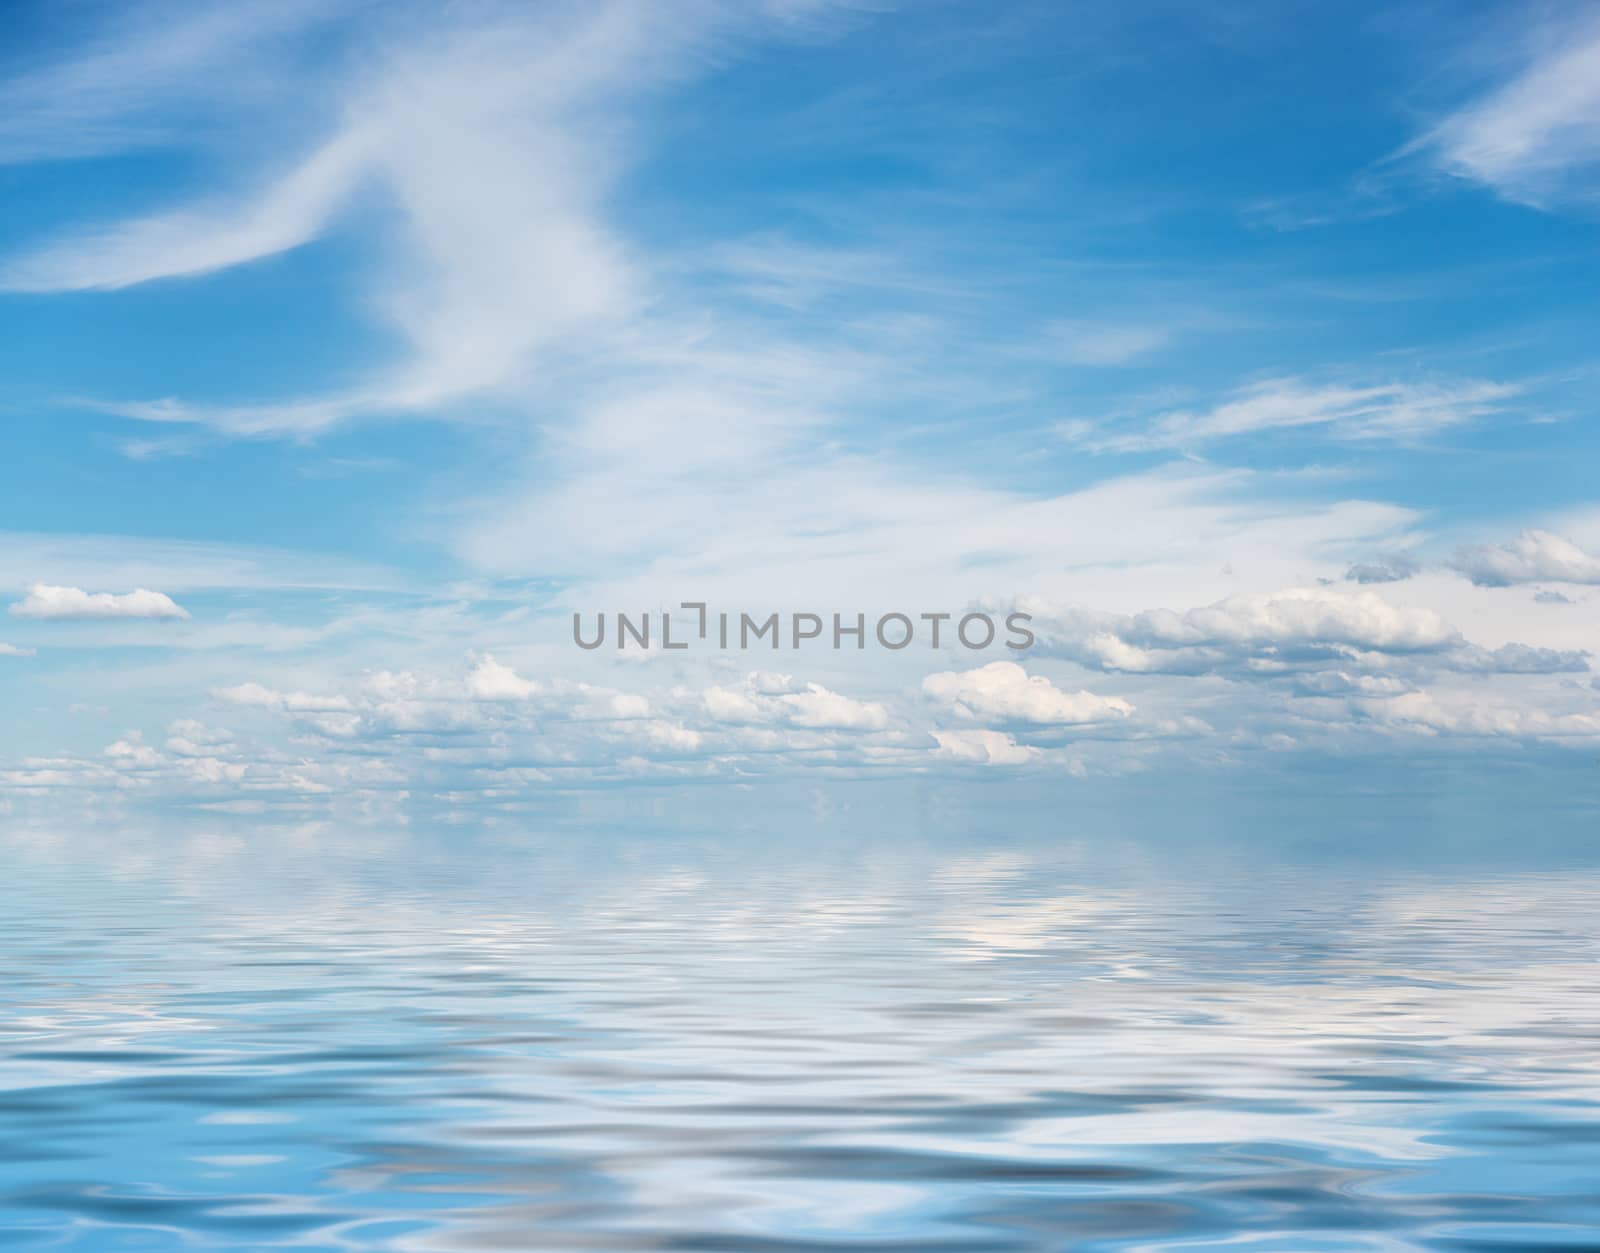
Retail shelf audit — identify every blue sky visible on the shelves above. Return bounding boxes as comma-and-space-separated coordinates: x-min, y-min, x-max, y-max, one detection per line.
1, 0, 1598, 819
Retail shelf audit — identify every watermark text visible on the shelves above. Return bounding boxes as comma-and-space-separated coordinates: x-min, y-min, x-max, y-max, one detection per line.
574, 604, 1034, 651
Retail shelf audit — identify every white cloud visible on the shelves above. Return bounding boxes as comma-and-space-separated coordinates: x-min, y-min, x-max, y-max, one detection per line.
0, 643, 34, 657
4, 130, 371, 293
0, 532, 400, 595
466, 454, 1425, 630
640, 721, 704, 752
0, 0, 343, 164
923, 662, 1133, 726
165, 720, 235, 757
1451, 530, 1600, 587
1039, 321, 1172, 366
780, 682, 889, 730
213, 681, 352, 713
1411, 12, 1600, 209
931, 729, 1037, 766
1365, 691, 1600, 742
1344, 553, 1420, 585
573, 686, 651, 721
4, 4, 1596, 810
1154, 588, 1458, 652
3, 616, 1593, 806
9, 584, 190, 620
1291, 671, 1413, 698
466, 654, 541, 701
703, 672, 889, 731
1444, 642, 1588, 675
0, 3, 1443, 651
0, 2, 850, 436
105, 732, 163, 767
1033, 587, 1461, 678
1070, 378, 1516, 452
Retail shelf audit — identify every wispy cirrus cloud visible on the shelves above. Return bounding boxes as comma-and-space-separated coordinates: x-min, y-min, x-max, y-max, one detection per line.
1064, 377, 1517, 453
1034, 321, 1173, 367
1405, 9, 1600, 210
3, 0, 1598, 814
0, 532, 402, 598
0, 0, 347, 164
3, 130, 373, 294
0, 0, 863, 436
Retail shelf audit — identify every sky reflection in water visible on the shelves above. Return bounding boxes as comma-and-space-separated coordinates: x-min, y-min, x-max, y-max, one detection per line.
1, 816, 1598, 1251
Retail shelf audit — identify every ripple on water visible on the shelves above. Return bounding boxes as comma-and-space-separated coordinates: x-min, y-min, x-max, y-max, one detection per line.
0, 826, 1598, 1250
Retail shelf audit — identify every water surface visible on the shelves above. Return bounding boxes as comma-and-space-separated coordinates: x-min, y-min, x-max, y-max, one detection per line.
1, 818, 1598, 1250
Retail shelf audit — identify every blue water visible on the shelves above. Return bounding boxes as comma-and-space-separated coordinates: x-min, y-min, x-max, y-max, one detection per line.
2, 818, 1599, 1251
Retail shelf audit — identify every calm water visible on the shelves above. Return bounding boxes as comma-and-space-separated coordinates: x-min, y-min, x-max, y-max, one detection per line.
2, 817, 1599, 1251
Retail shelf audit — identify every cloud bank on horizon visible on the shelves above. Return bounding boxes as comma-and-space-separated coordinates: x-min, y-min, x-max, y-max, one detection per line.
0, 0, 1597, 816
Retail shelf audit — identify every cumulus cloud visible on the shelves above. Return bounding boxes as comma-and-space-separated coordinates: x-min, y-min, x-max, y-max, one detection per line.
466, 654, 540, 701
1150, 588, 1457, 651
105, 732, 163, 767
1032, 587, 1460, 680
572, 687, 651, 721
703, 671, 889, 731
922, 662, 1133, 726
1030, 586, 1597, 723
931, 729, 1037, 766
1445, 642, 1590, 675
1344, 553, 1420, 585
2, 5, 1594, 809
1364, 691, 1600, 742
1451, 530, 1600, 586
9, 583, 189, 620
127, 658, 905, 802
164, 719, 236, 757
1290, 671, 1414, 699
4, 620, 1595, 806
